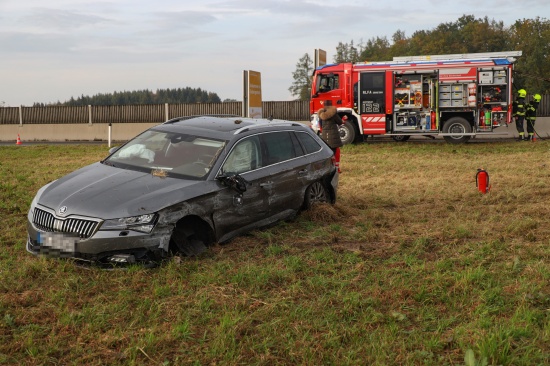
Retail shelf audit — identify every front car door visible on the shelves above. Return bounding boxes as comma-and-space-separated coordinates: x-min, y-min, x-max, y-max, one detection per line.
212, 135, 273, 242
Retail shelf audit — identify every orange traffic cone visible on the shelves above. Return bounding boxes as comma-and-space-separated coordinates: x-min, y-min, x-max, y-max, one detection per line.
16, 134, 22, 145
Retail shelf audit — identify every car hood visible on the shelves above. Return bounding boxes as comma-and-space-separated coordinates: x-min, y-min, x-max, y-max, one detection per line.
37, 162, 218, 219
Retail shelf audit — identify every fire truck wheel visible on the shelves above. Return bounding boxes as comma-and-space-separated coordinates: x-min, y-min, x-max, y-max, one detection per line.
442, 117, 471, 144
391, 135, 410, 142
339, 121, 356, 145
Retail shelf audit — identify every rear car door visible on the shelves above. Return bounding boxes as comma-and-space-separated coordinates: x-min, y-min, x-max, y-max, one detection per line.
256, 131, 309, 215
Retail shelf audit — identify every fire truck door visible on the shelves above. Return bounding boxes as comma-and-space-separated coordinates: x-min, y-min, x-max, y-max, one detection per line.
358, 71, 390, 134
314, 73, 342, 108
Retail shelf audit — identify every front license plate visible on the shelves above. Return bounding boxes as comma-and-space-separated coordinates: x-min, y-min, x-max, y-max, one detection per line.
37, 232, 77, 257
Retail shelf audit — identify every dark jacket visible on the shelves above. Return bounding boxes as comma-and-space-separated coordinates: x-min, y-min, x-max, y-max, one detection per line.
318, 106, 344, 149
526, 101, 539, 121
513, 97, 526, 117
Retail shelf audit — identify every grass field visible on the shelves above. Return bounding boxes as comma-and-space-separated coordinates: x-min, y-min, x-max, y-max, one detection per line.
0, 141, 549, 365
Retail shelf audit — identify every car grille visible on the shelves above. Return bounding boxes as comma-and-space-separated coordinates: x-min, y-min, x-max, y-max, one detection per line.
33, 208, 100, 239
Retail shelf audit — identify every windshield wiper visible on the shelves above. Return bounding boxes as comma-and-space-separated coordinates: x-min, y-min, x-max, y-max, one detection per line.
101, 160, 117, 167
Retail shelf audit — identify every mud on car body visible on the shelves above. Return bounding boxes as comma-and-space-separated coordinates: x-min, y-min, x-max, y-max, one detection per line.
27, 116, 338, 267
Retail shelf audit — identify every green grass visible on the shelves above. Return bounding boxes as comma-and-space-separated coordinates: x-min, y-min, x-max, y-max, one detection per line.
0, 142, 549, 365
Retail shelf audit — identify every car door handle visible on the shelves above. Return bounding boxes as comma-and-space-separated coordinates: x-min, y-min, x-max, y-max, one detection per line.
298, 169, 308, 177
260, 181, 273, 189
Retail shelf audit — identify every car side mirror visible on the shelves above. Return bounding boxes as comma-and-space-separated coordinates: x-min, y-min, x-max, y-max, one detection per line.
217, 174, 249, 194
109, 146, 119, 154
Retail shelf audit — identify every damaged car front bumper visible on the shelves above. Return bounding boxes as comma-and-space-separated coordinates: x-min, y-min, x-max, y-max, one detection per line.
26, 205, 173, 266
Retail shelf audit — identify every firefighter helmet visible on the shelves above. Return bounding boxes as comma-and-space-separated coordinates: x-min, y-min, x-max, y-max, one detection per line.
517, 89, 527, 98
533, 94, 541, 102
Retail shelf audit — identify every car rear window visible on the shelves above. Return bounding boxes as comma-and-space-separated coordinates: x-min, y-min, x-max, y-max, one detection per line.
295, 131, 322, 155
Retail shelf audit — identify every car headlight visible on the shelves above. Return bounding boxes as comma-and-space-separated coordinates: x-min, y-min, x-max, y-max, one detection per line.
101, 214, 158, 233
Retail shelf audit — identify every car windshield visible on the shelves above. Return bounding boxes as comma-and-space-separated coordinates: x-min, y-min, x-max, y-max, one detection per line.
104, 129, 226, 179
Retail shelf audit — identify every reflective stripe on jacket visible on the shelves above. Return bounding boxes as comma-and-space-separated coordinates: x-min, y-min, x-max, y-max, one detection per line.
513, 97, 526, 116
526, 102, 539, 121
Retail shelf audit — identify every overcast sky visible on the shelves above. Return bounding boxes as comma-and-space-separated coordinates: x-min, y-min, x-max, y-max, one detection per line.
1, 0, 548, 106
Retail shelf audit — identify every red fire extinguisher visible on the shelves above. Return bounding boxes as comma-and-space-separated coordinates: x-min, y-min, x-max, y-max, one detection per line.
476, 168, 491, 194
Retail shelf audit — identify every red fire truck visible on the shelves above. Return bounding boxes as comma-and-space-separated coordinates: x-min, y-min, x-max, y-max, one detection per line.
309, 51, 522, 144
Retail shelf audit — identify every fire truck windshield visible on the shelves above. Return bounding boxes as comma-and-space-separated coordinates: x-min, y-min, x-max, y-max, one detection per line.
316, 74, 339, 93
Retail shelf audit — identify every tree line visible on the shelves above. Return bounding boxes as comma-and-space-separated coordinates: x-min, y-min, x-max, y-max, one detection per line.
33, 87, 223, 107
289, 15, 550, 100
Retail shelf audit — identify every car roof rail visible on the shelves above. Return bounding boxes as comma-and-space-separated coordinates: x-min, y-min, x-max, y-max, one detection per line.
233, 121, 304, 135
163, 114, 241, 124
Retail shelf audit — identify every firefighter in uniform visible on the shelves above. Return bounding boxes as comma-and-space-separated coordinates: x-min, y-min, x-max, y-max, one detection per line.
525, 94, 541, 141
513, 89, 527, 141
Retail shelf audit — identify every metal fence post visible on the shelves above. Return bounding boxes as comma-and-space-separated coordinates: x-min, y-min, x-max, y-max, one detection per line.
165, 103, 169, 121
88, 105, 92, 125
19, 106, 23, 126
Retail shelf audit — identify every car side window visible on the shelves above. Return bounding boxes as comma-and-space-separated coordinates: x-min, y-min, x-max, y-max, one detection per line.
295, 132, 322, 155
222, 136, 261, 174
260, 131, 296, 166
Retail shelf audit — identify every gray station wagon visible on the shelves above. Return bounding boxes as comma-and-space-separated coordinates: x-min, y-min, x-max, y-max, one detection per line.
27, 116, 338, 266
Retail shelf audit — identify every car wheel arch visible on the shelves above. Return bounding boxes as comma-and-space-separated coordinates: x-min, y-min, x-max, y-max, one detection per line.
302, 179, 333, 209
169, 215, 216, 256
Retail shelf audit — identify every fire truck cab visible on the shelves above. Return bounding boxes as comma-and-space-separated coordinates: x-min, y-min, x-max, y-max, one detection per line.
310, 51, 522, 144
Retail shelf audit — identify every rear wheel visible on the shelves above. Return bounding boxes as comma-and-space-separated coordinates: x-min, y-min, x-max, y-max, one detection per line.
443, 117, 471, 144
392, 135, 410, 142
303, 181, 329, 209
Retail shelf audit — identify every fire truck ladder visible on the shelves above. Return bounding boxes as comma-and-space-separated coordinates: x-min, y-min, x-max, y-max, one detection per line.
392, 51, 522, 63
